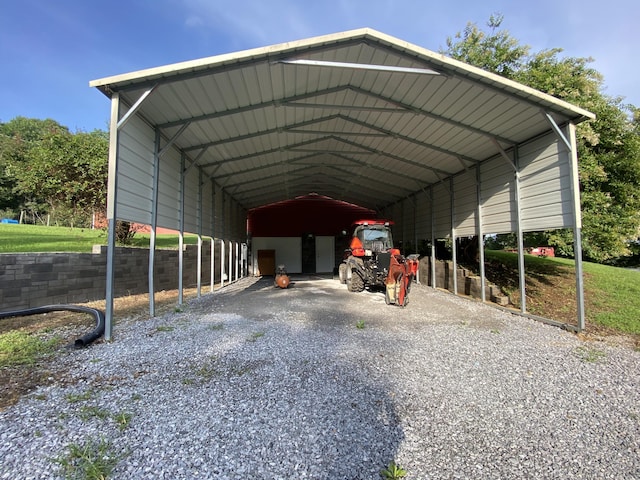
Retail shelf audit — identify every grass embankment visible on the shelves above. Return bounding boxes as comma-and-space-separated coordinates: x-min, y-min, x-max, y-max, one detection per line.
0, 224, 199, 253
484, 250, 640, 335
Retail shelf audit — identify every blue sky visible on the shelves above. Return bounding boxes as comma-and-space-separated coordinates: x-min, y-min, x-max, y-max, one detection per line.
1, 0, 637, 132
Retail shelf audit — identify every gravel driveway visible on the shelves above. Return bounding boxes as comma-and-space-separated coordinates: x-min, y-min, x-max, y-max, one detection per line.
1, 275, 639, 479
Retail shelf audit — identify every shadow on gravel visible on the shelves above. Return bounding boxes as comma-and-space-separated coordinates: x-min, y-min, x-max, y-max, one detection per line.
190, 275, 405, 478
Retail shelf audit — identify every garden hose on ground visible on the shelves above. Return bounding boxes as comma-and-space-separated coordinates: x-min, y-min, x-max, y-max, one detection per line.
0, 305, 105, 348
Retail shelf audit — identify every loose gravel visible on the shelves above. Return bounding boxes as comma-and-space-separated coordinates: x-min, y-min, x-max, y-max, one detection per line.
1, 276, 639, 479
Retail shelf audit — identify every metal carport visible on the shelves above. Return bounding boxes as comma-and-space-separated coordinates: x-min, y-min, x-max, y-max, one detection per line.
90, 28, 594, 340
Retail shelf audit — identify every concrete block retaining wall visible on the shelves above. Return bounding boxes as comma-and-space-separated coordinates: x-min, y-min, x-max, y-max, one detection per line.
417, 257, 509, 305
0, 243, 227, 312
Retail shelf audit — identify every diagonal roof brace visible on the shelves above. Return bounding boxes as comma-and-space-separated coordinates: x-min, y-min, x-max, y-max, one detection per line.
117, 84, 159, 130
158, 122, 191, 158
542, 110, 572, 151
491, 138, 517, 173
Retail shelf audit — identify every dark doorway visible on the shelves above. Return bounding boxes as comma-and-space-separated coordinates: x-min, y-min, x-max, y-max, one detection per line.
301, 234, 316, 274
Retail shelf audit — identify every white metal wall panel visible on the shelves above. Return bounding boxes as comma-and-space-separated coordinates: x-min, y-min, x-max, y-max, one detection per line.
251, 237, 302, 273
453, 169, 477, 236
156, 148, 182, 231
182, 166, 200, 234
480, 156, 517, 234
518, 133, 574, 231
116, 115, 155, 224
433, 182, 452, 238
414, 189, 432, 240
212, 185, 223, 239
389, 202, 403, 244
402, 197, 416, 248
201, 179, 214, 236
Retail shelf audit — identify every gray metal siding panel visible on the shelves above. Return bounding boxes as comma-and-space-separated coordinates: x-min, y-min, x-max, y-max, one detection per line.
480, 156, 516, 234
116, 115, 155, 224
453, 169, 477, 236
433, 182, 451, 238
414, 189, 432, 240
182, 166, 200, 234
518, 132, 574, 231
156, 147, 182, 231
201, 180, 214, 237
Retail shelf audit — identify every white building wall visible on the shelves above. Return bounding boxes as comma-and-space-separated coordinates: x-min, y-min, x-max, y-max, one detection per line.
252, 237, 302, 273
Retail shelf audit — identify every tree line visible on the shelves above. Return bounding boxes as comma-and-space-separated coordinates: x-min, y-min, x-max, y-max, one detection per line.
1, 15, 638, 264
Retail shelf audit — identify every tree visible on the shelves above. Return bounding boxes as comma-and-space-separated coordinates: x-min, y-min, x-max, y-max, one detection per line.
443, 16, 640, 263
0, 117, 68, 217
444, 14, 529, 77
12, 128, 108, 227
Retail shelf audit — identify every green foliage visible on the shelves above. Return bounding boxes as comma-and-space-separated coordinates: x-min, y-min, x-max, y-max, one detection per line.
113, 411, 132, 431
0, 331, 60, 367
13, 129, 108, 227
444, 14, 529, 77
54, 438, 120, 480
381, 460, 407, 479
0, 117, 108, 228
155, 325, 175, 332
78, 406, 111, 421
114, 220, 137, 245
356, 320, 365, 329
248, 331, 265, 342
573, 345, 606, 363
66, 390, 95, 403
0, 117, 68, 214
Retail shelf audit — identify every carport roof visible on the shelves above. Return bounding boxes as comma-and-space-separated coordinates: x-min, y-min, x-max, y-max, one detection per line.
90, 28, 594, 211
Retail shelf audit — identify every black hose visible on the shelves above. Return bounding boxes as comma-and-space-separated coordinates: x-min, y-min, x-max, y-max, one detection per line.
0, 305, 105, 348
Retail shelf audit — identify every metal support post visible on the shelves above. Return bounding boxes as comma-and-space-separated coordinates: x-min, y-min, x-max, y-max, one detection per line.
450, 178, 457, 295
476, 164, 486, 302
197, 169, 203, 298
568, 122, 586, 330
228, 240, 233, 283
513, 147, 526, 313
430, 186, 436, 289
178, 154, 185, 305
148, 129, 161, 318
104, 94, 121, 341
220, 240, 225, 288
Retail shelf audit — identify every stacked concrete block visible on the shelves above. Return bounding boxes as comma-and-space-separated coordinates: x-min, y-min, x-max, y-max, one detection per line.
0, 242, 222, 312
417, 257, 511, 307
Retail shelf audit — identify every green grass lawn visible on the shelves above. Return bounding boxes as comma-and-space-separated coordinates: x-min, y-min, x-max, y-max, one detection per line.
581, 261, 640, 334
485, 250, 640, 335
0, 224, 200, 253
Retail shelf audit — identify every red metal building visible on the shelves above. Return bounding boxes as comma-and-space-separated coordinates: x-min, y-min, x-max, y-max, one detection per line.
247, 194, 377, 274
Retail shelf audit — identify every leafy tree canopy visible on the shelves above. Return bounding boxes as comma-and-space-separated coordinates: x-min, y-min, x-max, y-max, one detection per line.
0, 117, 107, 226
